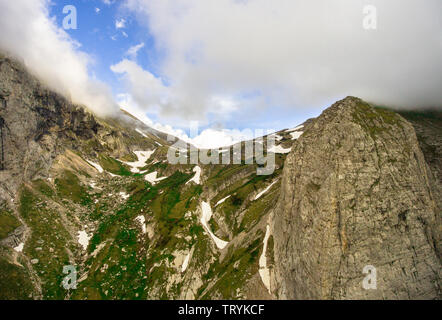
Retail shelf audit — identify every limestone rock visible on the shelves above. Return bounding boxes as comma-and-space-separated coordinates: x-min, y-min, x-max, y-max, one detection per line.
273, 97, 441, 299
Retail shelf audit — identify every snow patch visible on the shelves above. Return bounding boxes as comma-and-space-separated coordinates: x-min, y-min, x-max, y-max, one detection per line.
186, 166, 201, 185
144, 171, 168, 185
135, 215, 146, 234
289, 131, 303, 140
119, 192, 130, 200
87, 160, 104, 173
268, 145, 291, 154
119, 150, 155, 173
77, 231, 91, 250
215, 195, 231, 207
254, 180, 278, 200
14, 242, 24, 252
200, 202, 228, 250
181, 252, 191, 273
286, 125, 304, 132
270, 134, 283, 141
135, 128, 148, 138
259, 224, 271, 294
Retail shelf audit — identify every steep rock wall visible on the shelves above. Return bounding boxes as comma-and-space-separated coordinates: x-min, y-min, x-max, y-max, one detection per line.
273, 97, 441, 299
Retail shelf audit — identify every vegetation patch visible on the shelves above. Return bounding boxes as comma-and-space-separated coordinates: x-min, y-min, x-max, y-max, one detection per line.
0, 206, 20, 240
89, 179, 155, 253
55, 170, 91, 205
32, 179, 55, 198
352, 101, 403, 138
200, 236, 262, 299
0, 253, 36, 300
99, 155, 132, 176
19, 186, 76, 300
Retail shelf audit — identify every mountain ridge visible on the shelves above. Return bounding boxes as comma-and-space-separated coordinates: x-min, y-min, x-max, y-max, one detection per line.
0, 54, 440, 300
273, 97, 441, 299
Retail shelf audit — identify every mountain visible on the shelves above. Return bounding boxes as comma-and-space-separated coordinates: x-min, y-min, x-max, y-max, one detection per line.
0, 53, 440, 300
273, 98, 441, 299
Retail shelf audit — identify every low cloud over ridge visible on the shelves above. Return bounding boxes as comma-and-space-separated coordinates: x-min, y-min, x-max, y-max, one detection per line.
0, 0, 118, 117
121, 0, 442, 118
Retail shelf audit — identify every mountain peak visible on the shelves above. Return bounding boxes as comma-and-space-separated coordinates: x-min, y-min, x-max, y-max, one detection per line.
0, 55, 440, 300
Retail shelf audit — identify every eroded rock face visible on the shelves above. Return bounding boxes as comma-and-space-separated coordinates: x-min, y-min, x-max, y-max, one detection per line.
0, 54, 101, 200
1, 52, 440, 300
0, 54, 149, 202
273, 97, 441, 299
399, 110, 442, 194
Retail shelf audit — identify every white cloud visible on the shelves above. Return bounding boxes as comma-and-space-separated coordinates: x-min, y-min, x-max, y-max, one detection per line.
110, 55, 245, 122
111, 59, 169, 112
95, 8, 101, 13
190, 128, 253, 149
115, 18, 126, 29
123, 0, 442, 114
125, 42, 145, 59
0, 0, 118, 116
117, 93, 190, 142
118, 93, 252, 149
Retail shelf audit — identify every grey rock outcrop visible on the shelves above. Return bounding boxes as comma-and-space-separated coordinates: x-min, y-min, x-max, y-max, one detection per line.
273, 97, 441, 299
399, 110, 442, 191
0, 53, 101, 201
0, 53, 157, 202
1, 51, 441, 300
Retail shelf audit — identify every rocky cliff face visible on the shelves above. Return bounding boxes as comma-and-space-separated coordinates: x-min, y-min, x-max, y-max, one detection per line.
399, 110, 442, 190
1, 53, 440, 300
0, 53, 163, 202
273, 97, 441, 299
0, 54, 290, 300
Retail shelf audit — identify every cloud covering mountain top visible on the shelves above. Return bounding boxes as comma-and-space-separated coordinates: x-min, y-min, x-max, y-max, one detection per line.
121, 0, 442, 116
0, 0, 118, 117
0, 0, 441, 134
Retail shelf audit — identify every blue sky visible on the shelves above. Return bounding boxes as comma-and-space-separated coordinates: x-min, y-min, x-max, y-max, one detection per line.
47, 0, 323, 136
49, 1, 159, 98
2, 0, 440, 147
